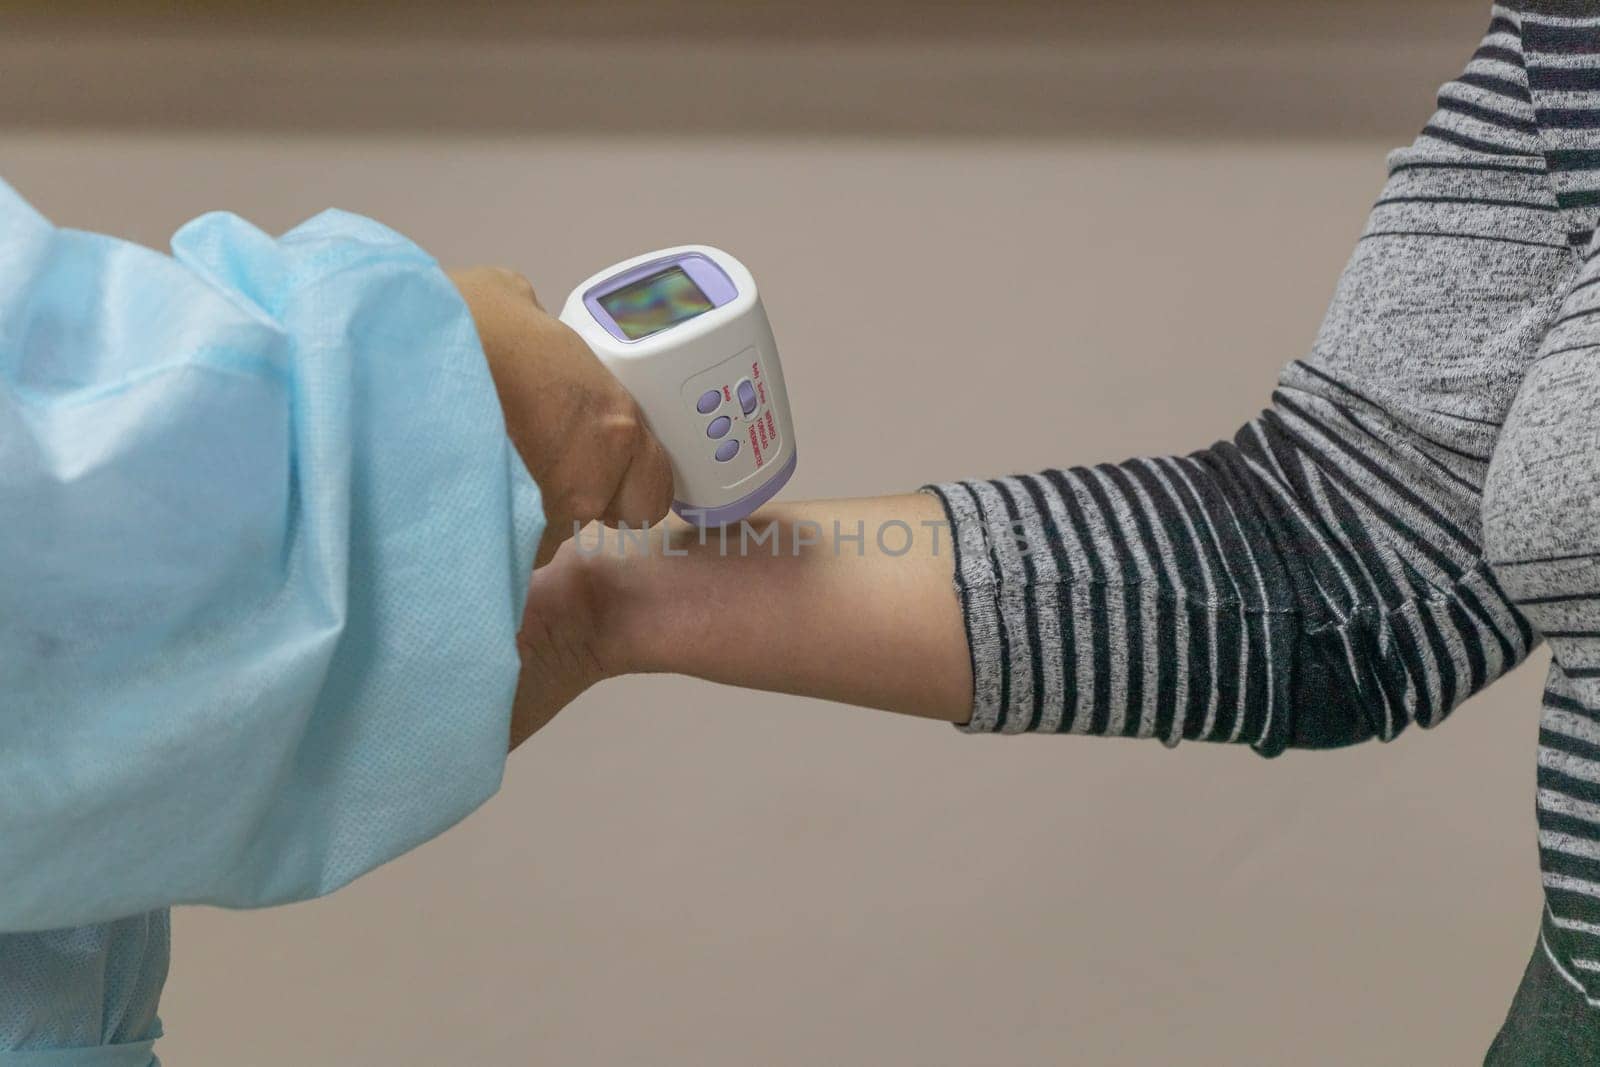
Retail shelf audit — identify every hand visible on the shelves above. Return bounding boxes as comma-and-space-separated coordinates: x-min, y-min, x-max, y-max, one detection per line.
449, 267, 674, 565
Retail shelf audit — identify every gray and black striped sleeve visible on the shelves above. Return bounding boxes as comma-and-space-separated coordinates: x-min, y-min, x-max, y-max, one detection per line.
929, 8, 1580, 753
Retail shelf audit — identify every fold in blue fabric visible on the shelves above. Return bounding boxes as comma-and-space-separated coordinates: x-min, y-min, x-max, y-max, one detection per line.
0, 180, 545, 1060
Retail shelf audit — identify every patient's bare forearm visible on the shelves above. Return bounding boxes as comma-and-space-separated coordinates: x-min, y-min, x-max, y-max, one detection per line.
587, 494, 972, 724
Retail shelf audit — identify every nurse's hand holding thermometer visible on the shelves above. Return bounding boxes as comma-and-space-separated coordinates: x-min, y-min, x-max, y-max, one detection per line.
449, 266, 676, 566
453, 246, 796, 570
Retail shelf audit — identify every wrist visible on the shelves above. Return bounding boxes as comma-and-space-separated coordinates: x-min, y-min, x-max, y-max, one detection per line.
574, 530, 656, 679
577, 518, 713, 678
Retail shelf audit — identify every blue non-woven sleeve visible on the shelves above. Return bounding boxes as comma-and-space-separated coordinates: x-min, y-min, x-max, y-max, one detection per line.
0, 179, 544, 925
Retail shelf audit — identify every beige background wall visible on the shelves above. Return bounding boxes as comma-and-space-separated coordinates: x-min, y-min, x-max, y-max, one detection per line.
1, 4, 1545, 1065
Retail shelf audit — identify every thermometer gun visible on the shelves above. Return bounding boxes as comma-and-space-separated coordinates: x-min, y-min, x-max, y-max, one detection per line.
560, 245, 797, 527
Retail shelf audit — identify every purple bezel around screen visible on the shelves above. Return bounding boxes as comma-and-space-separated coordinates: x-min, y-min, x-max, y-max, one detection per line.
584, 252, 739, 343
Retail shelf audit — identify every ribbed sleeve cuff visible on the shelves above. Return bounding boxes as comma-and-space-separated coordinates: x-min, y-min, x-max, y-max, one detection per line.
921, 482, 1019, 734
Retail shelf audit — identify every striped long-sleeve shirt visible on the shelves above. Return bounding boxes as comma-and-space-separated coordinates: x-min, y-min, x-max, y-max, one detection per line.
929, 5, 1600, 1061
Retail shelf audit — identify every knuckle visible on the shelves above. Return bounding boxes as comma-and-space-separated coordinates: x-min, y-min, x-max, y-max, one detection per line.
567, 491, 610, 523
649, 453, 674, 502
553, 478, 609, 523
598, 404, 645, 447
651, 480, 675, 518
495, 267, 540, 305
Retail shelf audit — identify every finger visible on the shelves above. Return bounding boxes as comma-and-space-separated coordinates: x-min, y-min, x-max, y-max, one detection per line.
601, 426, 675, 527
508, 640, 560, 751
535, 525, 564, 568
492, 267, 543, 311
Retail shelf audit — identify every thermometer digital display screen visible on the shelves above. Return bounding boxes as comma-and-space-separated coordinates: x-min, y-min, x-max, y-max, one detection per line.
598, 266, 715, 340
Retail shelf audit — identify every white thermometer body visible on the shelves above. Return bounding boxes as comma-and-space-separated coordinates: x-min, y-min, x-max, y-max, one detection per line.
560, 245, 797, 526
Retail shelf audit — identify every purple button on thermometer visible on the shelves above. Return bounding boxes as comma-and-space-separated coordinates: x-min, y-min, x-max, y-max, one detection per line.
560, 246, 797, 527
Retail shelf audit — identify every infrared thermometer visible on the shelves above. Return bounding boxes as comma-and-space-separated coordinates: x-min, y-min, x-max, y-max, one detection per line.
560, 245, 797, 526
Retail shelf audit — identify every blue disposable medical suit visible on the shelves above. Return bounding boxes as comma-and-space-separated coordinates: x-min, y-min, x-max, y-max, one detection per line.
0, 179, 546, 1065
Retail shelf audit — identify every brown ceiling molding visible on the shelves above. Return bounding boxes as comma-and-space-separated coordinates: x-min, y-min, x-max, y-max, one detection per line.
0, 0, 1487, 138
